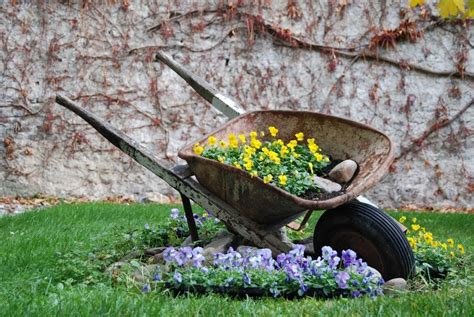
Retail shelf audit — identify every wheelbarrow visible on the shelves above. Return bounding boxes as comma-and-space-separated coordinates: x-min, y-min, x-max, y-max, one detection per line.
55, 52, 414, 280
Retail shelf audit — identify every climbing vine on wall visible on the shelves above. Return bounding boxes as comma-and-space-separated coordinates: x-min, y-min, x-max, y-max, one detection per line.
0, 1, 472, 209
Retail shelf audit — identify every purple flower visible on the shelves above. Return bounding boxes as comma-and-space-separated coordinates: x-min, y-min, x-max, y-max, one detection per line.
321, 246, 336, 261
170, 208, 180, 219
289, 244, 305, 257
153, 273, 161, 281
173, 271, 182, 283
141, 283, 151, 293
341, 249, 357, 267
351, 290, 361, 298
328, 255, 341, 270
335, 271, 350, 289
285, 264, 302, 281
163, 247, 177, 264
144, 223, 150, 230
243, 273, 251, 286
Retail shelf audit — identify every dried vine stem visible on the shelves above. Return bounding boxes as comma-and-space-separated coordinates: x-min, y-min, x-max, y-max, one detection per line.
146, 8, 473, 80
395, 99, 474, 162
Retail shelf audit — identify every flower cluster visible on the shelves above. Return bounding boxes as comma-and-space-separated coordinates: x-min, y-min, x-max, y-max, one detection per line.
155, 245, 384, 298
141, 208, 223, 247
400, 216, 466, 277
193, 126, 331, 196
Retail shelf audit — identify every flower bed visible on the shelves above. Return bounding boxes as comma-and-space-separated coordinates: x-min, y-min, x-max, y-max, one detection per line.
400, 216, 466, 278
148, 245, 384, 298
193, 126, 335, 198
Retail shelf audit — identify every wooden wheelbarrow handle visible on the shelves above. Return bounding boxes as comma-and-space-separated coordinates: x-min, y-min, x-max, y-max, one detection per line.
155, 51, 244, 119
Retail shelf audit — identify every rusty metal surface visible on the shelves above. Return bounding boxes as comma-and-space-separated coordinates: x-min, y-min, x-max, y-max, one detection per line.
179, 110, 394, 225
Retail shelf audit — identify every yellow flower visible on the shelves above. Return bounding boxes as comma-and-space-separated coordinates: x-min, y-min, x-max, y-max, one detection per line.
250, 170, 258, 177
263, 174, 273, 184
258, 154, 265, 161
411, 224, 420, 231
458, 244, 465, 254
218, 156, 225, 163
262, 147, 270, 155
308, 143, 319, 153
423, 232, 433, 243
207, 136, 217, 146
193, 143, 204, 155
447, 238, 454, 248
408, 237, 417, 250
295, 132, 304, 141
268, 126, 279, 137
323, 156, 330, 163
409, 0, 425, 9
287, 140, 298, 150
431, 241, 439, 248
280, 145, 289, 157
250, 138, 262, 149
440, 243, 447, 250
260, 131, 265, 137
292, 152, 300, 159
450, 251, 455, 257
399, 216, 406, 223
244, 160, 253, 171
308, 162, 314, 174
275, 139, 284, 146
233, 162, 242, 169
412, 217, 417, 223
244, 146, 256, 156
238, 134, 247, 144
307, 138, 315, 145
314, 153, 323, 162
250, 131, 258, 138
279, 174, 287, 185
268, 151, 280, 164
228, 133, 238, 148
219, 140, 228, 148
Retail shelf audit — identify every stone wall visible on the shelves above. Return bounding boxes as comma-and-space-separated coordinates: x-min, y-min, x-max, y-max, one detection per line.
1, 1, 472, 210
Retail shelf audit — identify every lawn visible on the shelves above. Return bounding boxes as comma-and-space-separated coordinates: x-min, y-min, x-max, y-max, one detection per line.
0, 203, 473, 316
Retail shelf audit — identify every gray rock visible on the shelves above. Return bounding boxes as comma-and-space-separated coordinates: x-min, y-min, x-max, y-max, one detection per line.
105, 261, 128, 272
383, 278, 407, 295
133, 264, 159, 283
328, 160, 358, 183
181, 235, 193, 246
151, 252, 164, 264
144, 247, 166, 256
313, 176, 342, 193
204, 231, 235, 254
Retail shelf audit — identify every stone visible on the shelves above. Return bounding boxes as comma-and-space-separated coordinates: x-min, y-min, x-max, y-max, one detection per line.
144, 247, 166, 256
181, 235, 193, 246
105, 261, 128, 273
328, 159, 358, 183
203, 231, 235, 254
137, 192, 172, 204
151, 253, 164, 264
313, 176, 342, 193
133, 264, 159, 283
383, 278, 407, 295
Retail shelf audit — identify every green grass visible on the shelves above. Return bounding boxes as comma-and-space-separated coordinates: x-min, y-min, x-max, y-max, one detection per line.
0, 203, 473, 316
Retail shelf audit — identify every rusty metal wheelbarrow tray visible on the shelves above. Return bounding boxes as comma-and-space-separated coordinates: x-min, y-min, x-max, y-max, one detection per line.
179, 110, 394, 226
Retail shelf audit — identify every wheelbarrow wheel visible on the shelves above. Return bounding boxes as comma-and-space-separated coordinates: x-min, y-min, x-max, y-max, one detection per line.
313, 200, 415, 281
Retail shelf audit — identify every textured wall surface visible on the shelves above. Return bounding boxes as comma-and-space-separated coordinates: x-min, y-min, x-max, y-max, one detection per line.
0, 1, 473, 210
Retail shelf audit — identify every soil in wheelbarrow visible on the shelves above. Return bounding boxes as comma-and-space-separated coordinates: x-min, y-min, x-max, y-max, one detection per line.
301, 159, 350, 201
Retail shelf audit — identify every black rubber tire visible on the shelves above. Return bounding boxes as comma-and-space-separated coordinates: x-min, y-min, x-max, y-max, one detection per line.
313, 200, 415, 281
